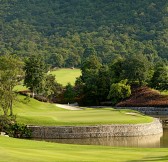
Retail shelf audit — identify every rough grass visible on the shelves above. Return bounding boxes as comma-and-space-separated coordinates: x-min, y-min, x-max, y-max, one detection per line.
50, 68, 81, 86
161, 90, 168, 96
117, 86, 168, 107
0, 136, 168, 162
11, 95, 153, 126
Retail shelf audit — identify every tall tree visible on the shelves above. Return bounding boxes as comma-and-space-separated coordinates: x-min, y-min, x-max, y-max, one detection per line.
109, 56, 125, 84
77, 55, 102, 105
24, 54, 46, 97
97, 65, 111, 102
151, 65, 168, 91
0, 54, 23, 116
81, 55, 101, 75
122, 54, 152, 85
42, 74, 56, 102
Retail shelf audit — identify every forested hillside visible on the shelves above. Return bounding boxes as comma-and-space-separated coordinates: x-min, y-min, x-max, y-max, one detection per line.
0, 0, 168, 67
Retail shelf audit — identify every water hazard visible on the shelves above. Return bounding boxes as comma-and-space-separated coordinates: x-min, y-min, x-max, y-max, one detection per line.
34, 116, 168, 148
34, 129, 168, 148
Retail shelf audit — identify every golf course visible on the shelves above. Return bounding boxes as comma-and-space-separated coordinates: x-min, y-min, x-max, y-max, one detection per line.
0, 93, 163, 162
0, 68, 167, 162
1, 0, 168, 161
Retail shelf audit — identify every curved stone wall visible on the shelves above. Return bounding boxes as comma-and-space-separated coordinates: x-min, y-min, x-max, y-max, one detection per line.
115, 107, 168, 115
28, 118, 163, 139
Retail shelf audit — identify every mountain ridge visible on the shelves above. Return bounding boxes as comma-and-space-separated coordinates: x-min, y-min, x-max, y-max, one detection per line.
0, 0, 168, 66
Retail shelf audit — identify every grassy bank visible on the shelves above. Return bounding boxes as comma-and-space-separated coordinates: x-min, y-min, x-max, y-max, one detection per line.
0, 136, 167, 162
12, 95, 153, 126
50, 68, 81, 86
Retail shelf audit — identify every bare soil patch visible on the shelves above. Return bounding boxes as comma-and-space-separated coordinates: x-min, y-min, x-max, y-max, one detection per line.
117, 86, 168, 107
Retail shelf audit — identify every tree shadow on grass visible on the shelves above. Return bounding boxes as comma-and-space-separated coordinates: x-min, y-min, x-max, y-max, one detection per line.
127, 155, 168, 162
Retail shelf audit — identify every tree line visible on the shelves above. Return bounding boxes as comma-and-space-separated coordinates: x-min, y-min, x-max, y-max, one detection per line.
0, 53, 167, 118
75, 54, 168, 105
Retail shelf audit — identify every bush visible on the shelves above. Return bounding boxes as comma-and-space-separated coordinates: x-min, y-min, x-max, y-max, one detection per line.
108, 80, 131, 105
7, 123, 31, 138
0, 115, 31, 138
0, 115, 16, 132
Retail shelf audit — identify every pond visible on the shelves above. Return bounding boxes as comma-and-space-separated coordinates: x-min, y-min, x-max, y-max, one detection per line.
33, 128, 168, 148
33, 117, 168, 148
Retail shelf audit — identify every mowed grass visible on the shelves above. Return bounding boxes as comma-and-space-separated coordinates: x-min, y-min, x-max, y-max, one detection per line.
12, 95, 153, 126
1, 136, 168, 162
50, 68, 81, 86
14, 68, 81, 91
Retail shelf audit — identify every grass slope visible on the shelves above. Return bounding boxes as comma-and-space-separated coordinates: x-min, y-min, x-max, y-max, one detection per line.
0, 136, 168, 162
12, 95, 153, 126
50, 68, 81, 86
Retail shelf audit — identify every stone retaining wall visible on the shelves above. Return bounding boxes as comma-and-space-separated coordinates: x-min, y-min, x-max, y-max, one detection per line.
28, 118, 162, 139
115, 107, 168, 115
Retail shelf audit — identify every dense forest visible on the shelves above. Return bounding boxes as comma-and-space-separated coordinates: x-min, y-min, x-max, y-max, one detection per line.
0, 0, 168, 67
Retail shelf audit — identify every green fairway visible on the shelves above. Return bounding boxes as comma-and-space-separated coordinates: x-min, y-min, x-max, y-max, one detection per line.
12, 95, 153, 126
14, 68, 81, 91
50, 68, 81, 86
0, 136, 168, 162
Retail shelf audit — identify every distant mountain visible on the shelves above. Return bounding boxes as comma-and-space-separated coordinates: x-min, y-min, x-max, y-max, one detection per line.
0, 0, 168, 66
